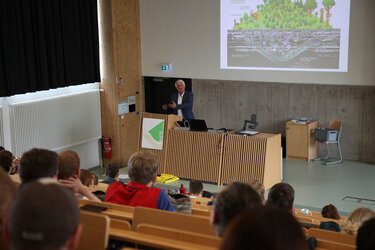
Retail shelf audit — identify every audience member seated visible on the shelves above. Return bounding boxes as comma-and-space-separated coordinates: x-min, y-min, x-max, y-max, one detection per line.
321, 204, 340, 220
319, 204, 341, 232
341, 207, 375, 235
210, 181, 262, 237
58, 150, 100, 201
220, 206, 307, 250
105, 151, 175, 212
4, 178, 82, 250
0, 150, 13, 173
18, 148, 58, 186
79, 169, 93, 187
189, 180, 203, 198
267, 182, 295, 213
101, 163, 119, 185
357, 217, 375, 250
91, 172, 99, 185
248, 179, 265, 201
0, 168, 17, 231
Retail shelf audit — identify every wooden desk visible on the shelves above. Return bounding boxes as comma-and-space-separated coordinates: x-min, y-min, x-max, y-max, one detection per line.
136, 113, 281, 188
286, 121, 317, 161
220, 133, 281, 189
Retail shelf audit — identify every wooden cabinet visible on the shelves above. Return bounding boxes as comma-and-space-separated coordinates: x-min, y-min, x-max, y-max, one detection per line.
286, 121, 317, 161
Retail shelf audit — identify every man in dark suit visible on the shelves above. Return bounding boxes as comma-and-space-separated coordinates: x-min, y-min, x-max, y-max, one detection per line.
163, 79, 194, 120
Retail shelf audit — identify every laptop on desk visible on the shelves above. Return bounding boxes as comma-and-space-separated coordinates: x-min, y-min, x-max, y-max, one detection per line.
188, 119, 208, 132
236, 130, 259, 136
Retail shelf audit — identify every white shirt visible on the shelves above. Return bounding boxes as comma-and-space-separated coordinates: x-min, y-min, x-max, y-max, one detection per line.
177, 92, 184, 117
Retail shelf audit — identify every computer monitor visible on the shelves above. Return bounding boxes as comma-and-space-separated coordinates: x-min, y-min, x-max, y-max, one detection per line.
242, 114, 258, 130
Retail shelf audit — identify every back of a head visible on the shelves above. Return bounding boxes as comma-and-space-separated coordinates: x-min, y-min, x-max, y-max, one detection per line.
7, 179, 80, 250
321, 204, 340, 220
0, 168, 17, 221
342, 207, 375, 235
189, 180, 203, 195
91, 173, 99, 185
106, 163, 119, 178
357, 218, 375, 250
248, 179, 265, 200
221, 206, 307, 250
19, 148, 58, 184
267, 182, 295, 211
213, 182, 262, 236
128, 151, 159, 185
79, 169, 93, 187
0, 150, 13, 172
57, 150, 80, 180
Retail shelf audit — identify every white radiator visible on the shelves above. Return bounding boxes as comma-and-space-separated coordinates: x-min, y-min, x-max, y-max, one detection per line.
9, 90, 101, 156
0, 105, 4, 147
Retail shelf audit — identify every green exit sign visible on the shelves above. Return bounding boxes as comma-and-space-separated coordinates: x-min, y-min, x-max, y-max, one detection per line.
161, 64, 171, 72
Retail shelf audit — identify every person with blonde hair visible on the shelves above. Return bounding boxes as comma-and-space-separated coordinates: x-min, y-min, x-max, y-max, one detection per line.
105, 151, 175, 211
341, 207, 375, 235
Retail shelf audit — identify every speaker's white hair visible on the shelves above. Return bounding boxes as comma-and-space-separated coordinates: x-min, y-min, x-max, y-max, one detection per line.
175, 79, 185, 88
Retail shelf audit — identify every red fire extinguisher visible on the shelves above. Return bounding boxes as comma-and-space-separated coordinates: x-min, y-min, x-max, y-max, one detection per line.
102, 136, 112, 159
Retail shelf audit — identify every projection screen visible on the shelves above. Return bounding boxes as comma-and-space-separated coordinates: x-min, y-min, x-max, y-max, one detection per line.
221, 0, 351, 72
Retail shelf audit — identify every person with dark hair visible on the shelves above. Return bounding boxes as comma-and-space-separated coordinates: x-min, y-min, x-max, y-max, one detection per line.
0, 168, 17, 231
189, 180, 203, 198
4, 179, 82, 250
321, 204, 340, 220
0, 146, 4, 151
58, 151, 100, 201
101, 163, 119, 185
248, 179, 265, 201
267, 182, 295, 213
105, 151, 175, 211
0, 150, 13, 173
319, 204, 342, 232
18, 148, 58, 185
357, 218, 375, 250
220, 206, 307, 250
210, 181, 262, 237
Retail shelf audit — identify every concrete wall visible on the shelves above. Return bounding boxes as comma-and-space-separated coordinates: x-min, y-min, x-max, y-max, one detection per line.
193, 79, 375, 163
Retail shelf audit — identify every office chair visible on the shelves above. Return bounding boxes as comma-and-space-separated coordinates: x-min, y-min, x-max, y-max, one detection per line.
314, 121, 343, 165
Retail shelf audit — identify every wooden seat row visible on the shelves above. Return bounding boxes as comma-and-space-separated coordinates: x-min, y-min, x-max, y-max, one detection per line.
302, 227, 356, 250
78, 207, 219, 250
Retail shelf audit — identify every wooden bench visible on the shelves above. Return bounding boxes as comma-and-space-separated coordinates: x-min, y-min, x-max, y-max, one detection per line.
306, 228, 356, 246
88, 182, 109, 193
132, 206, 215, 236
77, 210, 110, 250
78, 199, 134, 221
190, 197, 211, 206
315, 239, 356, 250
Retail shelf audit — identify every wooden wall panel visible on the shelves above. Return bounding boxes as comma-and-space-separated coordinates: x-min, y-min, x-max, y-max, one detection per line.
98, 0, 120, 166
99, 0, 143, 167
120, 112, 142, 166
